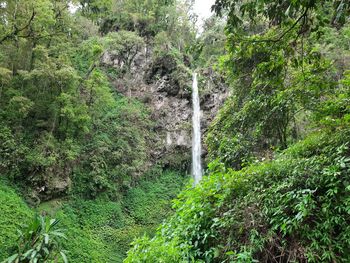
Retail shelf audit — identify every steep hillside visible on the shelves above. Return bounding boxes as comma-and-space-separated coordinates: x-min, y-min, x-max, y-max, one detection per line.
0, 179, 33, 260
126, 126, 350, 262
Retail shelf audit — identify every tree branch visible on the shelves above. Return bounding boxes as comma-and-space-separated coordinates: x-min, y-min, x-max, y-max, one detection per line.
236, 8, 309, 44
0, 9, 36, 44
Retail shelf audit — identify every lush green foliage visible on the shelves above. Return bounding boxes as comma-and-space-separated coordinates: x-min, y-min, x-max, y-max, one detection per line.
125, 1, 350, 262
0, 179, 33, 260
213, 0, 349, 30
206, 0, 350, 168
126, 127, 350, 262
5, 215, 67, 263
1, 170, 186, 262
191, 17, 226, 69
0, 0, 196, 200
0, 0, 195, 261
45, 170, 186, 262
3, 0, 349, 262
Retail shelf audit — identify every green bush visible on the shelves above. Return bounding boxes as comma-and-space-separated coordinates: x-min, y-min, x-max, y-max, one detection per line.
5, 215, 67, 263
55, 204, 119, 262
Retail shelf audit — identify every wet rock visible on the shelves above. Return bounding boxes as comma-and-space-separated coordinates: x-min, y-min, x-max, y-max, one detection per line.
155, 76, 180, 96
28, 166, 72, 203
145, 53, 177, 84
105, 49, 228, 170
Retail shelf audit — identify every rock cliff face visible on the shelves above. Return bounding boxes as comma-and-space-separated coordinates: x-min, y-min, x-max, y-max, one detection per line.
102, 49, 228, 170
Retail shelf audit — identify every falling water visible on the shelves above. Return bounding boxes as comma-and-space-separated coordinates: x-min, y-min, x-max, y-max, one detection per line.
192, 72, 202, 185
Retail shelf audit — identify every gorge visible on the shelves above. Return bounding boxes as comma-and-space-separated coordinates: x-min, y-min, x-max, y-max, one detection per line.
1, 0, 350, 262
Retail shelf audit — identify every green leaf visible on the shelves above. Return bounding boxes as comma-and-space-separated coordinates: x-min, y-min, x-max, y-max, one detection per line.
5, 253, 19, 263
60, 251, 68, 263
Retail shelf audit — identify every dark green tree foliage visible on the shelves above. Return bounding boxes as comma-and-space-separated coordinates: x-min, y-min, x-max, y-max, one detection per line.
0, 0, 90, 198
105, 30, 144, 72
190, 16, 226, 68
212, 0, 349, 30
206, 0, 349, 168
90, 0, 176, 36
78, 0, 112, 23
0, 0, 156, 200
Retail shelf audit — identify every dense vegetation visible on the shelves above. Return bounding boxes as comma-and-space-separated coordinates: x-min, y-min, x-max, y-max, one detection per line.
0, 170, 186, 261
125, 1, 350, 262
0, 0, 195, 261
1, 0, 350, 262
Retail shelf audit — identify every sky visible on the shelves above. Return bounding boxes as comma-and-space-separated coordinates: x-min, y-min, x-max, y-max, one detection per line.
193, 0, 216, 29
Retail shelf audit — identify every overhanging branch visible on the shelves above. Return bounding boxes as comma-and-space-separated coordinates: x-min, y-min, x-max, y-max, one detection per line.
0, 9, 36, 44
236, 8, 309, 44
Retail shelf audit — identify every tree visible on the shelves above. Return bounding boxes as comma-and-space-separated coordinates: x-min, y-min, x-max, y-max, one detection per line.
104, 30, 144, 72
206, 0, 348, 167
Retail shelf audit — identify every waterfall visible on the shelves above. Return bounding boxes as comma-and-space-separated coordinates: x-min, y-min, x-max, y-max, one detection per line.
192, 73, 202, 185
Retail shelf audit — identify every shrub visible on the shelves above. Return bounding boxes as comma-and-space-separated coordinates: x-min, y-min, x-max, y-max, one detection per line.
4, 215, 68, 263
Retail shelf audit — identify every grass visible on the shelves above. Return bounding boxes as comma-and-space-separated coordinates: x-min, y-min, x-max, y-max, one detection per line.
0, 178, 33, 260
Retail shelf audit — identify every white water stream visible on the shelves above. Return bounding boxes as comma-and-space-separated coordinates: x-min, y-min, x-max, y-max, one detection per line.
192, 73, 202, 185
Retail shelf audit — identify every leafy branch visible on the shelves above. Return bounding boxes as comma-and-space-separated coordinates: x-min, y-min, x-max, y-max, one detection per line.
0, 9, 36, 44
236, 8, 309, 44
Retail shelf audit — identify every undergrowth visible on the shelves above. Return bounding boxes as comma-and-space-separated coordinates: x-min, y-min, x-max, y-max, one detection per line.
0, 178, 33, 260
125, 128, 350, 262
0, 170, 186, 262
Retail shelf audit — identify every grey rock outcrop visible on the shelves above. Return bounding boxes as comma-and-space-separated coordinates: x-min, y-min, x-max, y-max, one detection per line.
102, 49, 228, 169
